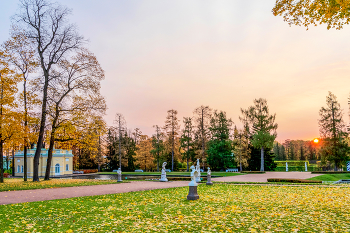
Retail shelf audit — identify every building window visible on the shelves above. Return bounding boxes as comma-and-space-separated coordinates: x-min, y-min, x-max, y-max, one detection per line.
55, 164, 60, 174
21, 166, 23, 173
17, 165, 20, 173
66, 164, 69, 171
17, 159, 20, 163
65, 158, 69, 161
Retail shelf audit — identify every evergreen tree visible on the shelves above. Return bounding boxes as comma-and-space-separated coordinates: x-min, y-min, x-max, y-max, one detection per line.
180, 117, 195, 171
240, 98, 278, 171
163, 109, 180, 171
207, 110, 235, 171
318, 92, 350, 170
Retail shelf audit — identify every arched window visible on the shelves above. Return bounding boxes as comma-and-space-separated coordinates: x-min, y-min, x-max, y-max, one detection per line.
21, 166, 23, 173
66, 164, 69, 171
55, 164, 60, 175
17, 165, 20, 173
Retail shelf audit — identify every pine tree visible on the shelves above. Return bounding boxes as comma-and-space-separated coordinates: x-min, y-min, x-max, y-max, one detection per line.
180, 117, 195, 172
163, 109, 180, 171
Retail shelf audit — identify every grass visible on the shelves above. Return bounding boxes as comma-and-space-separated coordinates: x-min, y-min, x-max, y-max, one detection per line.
1, 184, 350, 232
308, 173, 350, 181
100, 171, 243, 177
0, 178, 124, 192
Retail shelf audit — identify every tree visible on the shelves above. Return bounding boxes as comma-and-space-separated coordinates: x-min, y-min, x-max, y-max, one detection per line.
151, 125, 164, 172
44, 48, 106, 180
233, 126, 251, 171
318, 92, 350, 170
272, 0, 350, 30
207, 110, 235, 171
135, 135, 154, 171
241, 98, 278, 171
193, 106, 212, 170
0, 51, 22, 183
163, 109, 180, 171
2, 28, 38, 181
114, 113, 126, 169
180, 117, 195, 172
13, 0, 85, 181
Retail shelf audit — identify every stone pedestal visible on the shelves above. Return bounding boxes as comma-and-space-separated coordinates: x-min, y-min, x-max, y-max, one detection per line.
187, 186, 199, 200
160, 173, 168, 182
206, 175, 213, 185
117, 173, 122, 182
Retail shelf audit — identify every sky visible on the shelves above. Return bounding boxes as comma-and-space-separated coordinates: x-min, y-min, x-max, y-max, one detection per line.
1, 0, 350, 143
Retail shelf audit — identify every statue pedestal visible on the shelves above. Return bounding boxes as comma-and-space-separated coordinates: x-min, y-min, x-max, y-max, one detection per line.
160, 173, 168, 182
117, 173, 122, 182
206, 175, 213, 185
187, 186, 199, 200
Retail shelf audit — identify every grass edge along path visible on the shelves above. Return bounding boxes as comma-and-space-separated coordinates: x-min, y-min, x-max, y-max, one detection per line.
307, 173, 350, 181
0, 178, 127, 192
1, 184, 350, 232
99, 171, 244, 177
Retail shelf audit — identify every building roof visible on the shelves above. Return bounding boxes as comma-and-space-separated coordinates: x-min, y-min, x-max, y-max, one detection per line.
15, 148, 73, 158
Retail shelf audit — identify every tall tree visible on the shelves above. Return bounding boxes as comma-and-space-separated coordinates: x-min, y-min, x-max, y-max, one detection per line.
318, 92, 350, 170
14, 0, 85, 181
0, 51, 21, 183
151, 125, 164, 172
2, 28, 38, 181
44, 48, 105, 180
233, 126, 251, 171
273, 0, 350, 30
113, 113, 126, 169
163, 109, 180, 171
135, 135, 154, 171
241, 98, 278, 171
207, 110, 235, 171
180, 117, 195, 172
193, 106, 212, 170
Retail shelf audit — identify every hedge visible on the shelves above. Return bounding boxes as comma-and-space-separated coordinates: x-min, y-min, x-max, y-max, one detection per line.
241, 171, 266, 174
274, 166, 320, 172
275, 161, 310, 167
267, 178, 322, 183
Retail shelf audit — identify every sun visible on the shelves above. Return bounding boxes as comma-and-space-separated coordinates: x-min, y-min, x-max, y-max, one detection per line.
313, 138, 319, 143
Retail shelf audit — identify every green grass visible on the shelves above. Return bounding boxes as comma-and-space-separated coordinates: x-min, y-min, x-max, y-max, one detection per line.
100, 171, 243, 177
0, 178, 125, 192
308, 173, 350, 181
1, 184, 350, 232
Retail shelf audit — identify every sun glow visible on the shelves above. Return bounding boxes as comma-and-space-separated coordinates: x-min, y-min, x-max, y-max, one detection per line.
313, 138, 319, 143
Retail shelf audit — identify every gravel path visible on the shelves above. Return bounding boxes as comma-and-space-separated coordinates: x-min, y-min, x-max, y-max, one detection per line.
0, 172, 321, 205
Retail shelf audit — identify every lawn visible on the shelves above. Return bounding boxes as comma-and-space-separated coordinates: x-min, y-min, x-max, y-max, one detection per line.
100, 171, 243, 177
308, 173, 350, 181
0, 178, 123, 192
1, 184, 349, 232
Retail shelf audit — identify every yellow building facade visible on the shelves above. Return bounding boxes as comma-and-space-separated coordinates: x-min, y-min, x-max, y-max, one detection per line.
14, 145, 73, 177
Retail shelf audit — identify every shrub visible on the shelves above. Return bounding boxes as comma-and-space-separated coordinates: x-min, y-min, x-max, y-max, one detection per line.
274, 166, 320, 172
241, 171, 266, 174
311, 171, 350, 174
4, 173, 10, 178
75, 169, 98, 174
267, 178, 321, 183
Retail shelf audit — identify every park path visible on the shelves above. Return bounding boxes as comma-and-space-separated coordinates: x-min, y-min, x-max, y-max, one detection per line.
0, 172, 320, 205
212, 172, 320, 182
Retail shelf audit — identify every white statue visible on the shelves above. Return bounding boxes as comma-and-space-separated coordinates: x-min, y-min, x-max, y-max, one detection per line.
117, 168, 122, 175
286, 162, 288, 172
160, 162, 168, 182
206, 167, 213, 185
189, 165, 199, 186
207, 167, 211, 176
305, 162, 307, 172
117, 167, 122, 182
196, 159, 201, 183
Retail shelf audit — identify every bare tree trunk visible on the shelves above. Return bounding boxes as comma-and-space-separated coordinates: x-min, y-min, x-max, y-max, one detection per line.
98, 136, 101, 172
23, 78, 28, 181
12, 150, 14, 176
260, 147, 264, 172
119, 115, 121, 169
45, 128, 57, 180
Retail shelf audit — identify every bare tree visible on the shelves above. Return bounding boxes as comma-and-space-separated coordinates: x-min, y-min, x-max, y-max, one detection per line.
114, 113, 126, 169
13, 0, 84, 181
44, 48, 106, 180
193, 106, 212, 170
152, 125, 163, 172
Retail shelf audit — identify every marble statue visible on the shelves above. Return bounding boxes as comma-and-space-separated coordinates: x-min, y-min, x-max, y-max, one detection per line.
117, 167, 122, 182
305, 162, 307, 172
195, 159, 201, 183
206, 167, 213, 185
187, 165, 200, 200
286, 162, 288, 172
160, 162, 168, 182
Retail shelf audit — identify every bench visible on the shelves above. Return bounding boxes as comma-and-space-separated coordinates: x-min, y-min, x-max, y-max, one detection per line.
135, 169, 143, 172
226, 168, 239, 172
165, 169, 171, 172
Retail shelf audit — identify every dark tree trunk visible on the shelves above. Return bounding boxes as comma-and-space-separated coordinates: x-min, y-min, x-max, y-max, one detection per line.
0, 140, 3, 183
260, 147, 265, 172
45, 128, 56, 180
12, 150, 14, 176
23, 77, 28, 181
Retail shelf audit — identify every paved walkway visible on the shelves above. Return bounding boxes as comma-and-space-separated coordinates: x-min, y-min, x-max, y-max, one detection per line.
212, 172, 320, 182
0, 172, 320, 205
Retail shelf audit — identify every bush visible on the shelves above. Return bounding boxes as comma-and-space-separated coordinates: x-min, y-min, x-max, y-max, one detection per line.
274, 166, 320, 172
267, 178, 321, 183
3, 173, 10, 178
75, 169, 98, 174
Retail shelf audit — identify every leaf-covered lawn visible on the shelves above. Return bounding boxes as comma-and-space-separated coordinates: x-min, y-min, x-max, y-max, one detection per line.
308, 173, 350, 181
1, 184, 350, 232
0, 178, 123, 192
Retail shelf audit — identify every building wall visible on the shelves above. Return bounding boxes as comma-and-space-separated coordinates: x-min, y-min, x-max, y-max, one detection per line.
14, 149, 73, 177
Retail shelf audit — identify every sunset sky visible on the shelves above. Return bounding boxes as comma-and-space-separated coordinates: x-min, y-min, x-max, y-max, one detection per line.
1, 0, 350, 142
